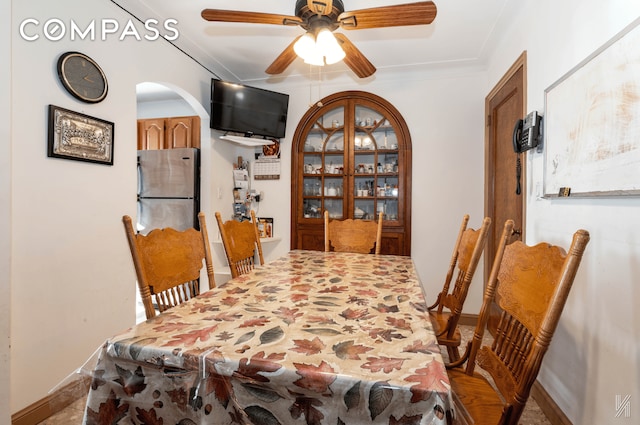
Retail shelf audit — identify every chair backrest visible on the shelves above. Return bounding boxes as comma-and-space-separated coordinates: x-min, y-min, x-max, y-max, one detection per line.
324, 210, 383, 254
215, 210, 264, 278
430, 214, 492, 338
122, 212, 215, 320
462, 220, 590, 424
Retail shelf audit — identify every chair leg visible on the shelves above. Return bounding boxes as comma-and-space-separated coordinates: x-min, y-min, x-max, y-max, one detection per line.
447, 345, 460, 362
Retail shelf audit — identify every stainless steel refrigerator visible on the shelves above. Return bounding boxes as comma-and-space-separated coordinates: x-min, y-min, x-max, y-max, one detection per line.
136, 148, 200, 235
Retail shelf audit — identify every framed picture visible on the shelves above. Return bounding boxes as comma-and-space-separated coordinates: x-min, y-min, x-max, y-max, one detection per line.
262, 139, 280, 158
257, 217, 273, 238
47, 105, 114, 165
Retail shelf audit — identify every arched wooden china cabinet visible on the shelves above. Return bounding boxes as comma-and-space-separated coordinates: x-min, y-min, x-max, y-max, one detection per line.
291, 91, 412, 255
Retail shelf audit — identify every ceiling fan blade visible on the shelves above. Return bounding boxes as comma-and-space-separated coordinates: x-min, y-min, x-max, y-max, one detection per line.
334, 33, 376, 78
201, 9, 302, 26
338, 1, 437, 30
307, 0, 334, 16
265, 36, 302, 75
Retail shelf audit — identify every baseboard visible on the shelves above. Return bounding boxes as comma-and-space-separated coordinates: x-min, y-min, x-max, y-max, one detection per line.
11, 376, 89, 425
458, 313, 478, 327
531, 380, 573, 425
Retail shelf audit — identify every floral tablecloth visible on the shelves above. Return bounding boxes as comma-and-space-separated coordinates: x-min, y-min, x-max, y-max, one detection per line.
83, 250, 456, 424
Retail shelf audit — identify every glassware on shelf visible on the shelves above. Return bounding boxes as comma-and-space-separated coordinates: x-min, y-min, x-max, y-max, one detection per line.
304, 199, 322, 218
386, 200, 398, 220
325, 161, 333, 174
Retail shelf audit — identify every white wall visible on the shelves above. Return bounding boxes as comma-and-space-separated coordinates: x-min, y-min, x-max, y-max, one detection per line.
8, 0, 228, 412
137, 96, 196, 119
1, 0, 13, 421
484, 1, 640, 424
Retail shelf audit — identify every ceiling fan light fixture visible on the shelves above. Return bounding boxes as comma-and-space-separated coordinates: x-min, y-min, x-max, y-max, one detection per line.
294, 33, 324, 66
303, 51, 325, 66
294, 28, 345, 66
293, 32, 316, 57
316, 28, 345, 64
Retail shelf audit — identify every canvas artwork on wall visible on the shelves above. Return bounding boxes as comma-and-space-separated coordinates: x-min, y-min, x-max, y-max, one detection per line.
544, 17, 640, 197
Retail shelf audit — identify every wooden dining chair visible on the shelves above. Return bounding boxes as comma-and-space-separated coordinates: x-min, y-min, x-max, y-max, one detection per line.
122, 212, 215, 320
427, 214, 491, 361
215, 210, 264, 278
446, 220, 590, 425
324, 210, 384, 254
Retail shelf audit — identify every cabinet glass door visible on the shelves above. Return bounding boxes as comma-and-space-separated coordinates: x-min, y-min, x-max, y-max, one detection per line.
302, 106, 345, 219
353, 105, 399, 221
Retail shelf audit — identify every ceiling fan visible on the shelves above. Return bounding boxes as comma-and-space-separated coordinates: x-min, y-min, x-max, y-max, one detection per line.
201, 0, 437, 78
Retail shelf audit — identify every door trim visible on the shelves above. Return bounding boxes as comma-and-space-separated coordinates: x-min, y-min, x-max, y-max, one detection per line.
484, 51, 527, 275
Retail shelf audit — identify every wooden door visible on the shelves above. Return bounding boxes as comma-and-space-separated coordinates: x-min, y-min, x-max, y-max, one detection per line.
485, 53, 527, 262
485, 52, 526, 330
137, 118, 165, 150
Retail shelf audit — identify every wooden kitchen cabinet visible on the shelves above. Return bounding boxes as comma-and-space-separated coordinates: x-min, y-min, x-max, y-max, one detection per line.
137, 118, 164, 150
137, 115, 201, 150
291, 91, 412, 255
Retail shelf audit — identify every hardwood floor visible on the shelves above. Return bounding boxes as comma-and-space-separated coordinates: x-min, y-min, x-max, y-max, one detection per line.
36, 395, 86, 424
39, 325, 553, 425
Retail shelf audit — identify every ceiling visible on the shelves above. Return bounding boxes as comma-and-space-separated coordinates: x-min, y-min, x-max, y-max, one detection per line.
116, 0, 512, 85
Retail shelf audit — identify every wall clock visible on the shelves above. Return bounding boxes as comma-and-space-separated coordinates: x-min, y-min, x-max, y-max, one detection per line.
57, 51, 108, 103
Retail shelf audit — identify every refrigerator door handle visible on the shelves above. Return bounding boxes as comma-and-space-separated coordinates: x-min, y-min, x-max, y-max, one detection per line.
136, 200, 144, 233
137, 160, 143, 196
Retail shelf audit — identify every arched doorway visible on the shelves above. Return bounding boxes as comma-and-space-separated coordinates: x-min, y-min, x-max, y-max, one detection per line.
134, 82, 211, 322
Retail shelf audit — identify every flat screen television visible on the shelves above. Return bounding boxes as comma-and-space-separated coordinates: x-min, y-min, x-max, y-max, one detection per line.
210, 79, 289, 139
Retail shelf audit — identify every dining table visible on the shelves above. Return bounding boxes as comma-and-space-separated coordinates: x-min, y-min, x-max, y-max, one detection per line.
82, 250, 458, 425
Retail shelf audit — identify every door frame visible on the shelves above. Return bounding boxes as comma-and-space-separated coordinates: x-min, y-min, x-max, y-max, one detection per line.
484, 52, 527, 277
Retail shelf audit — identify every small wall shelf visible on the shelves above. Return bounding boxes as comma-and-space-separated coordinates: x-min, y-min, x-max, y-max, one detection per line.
220, 135, 274, 147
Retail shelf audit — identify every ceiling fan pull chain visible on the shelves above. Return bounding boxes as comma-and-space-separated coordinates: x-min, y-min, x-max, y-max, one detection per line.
308, 64, 324, 107
316, 66, 323, 106
309, 64, 313, 107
